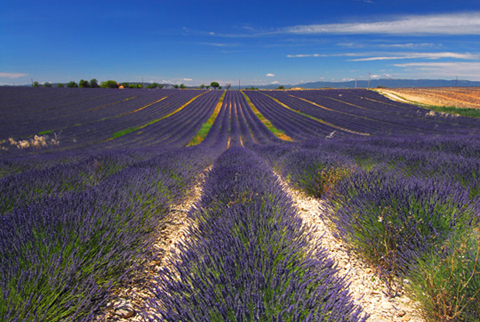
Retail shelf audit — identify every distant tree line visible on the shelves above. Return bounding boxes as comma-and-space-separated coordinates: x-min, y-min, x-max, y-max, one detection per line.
31, 79, 170, 89
32, 79, 234, 90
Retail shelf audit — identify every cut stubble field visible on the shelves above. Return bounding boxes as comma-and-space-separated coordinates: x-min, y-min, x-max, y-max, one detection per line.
377, 87, 480, 109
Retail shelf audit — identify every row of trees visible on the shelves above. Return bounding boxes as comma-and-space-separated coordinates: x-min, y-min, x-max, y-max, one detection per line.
32, 80, 235, 90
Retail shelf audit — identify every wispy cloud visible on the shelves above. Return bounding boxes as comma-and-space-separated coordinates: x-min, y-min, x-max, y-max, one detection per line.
0, 72, 28, 79
282, 12, 480, 35
287, 53, 361, 58
350, 52, 479, 61
394, 62, 480, 78
197, 42, 240, 47
266, 73, 275, 77
377, 43, 436, 48
183, 78, 193, 81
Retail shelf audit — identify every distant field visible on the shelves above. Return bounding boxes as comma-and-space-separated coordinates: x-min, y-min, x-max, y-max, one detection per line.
377, 87, 480, 109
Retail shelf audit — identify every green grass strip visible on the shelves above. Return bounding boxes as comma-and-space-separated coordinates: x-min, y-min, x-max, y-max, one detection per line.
241, 91, 293, 141
261, 92, 370, 136
426, 105, 480, 118
187, 91, 226, 146
38, 130, 53, 135
109, 91, 207, 141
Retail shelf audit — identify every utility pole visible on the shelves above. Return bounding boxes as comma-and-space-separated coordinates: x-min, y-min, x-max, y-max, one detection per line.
368, 73, 371, 88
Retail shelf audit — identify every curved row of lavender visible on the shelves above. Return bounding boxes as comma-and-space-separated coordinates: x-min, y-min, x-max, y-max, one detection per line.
147, 147, 367, 321
1, 146, 221, 321
2, 87, 480, 321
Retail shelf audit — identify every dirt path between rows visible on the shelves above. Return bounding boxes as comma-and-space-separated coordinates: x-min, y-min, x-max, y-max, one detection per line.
279, 178, 425, 322
98, 168, 208, 321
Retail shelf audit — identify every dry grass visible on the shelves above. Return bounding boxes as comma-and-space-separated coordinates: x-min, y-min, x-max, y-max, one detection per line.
1, 133, 60, 151
378, 87, 480, 109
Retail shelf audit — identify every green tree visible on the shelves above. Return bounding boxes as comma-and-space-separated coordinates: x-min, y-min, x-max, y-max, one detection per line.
67, 81, 78, 88
179, 83, 186, 89
210, 81, 220, 90
146, 82, 158, 89
225, 83, 231, 90
57, 83, 64, 88
100, 80, 118, 88
90, 79, 99, 88
44, 82, 52, 87
277, 85, 285, 90
32, 81, 40, 87
79, 79, 90, 88
199, 84, 205, 89
121, 82, 130, 88
174, 84, 179, 89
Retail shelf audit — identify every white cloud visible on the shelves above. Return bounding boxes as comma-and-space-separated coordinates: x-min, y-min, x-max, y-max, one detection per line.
287, 54, 326, 58
283, 12, 480, 35
183, 78, 193, 81
271, 81, 279, 84
350, 52, 479, 61
198, 42, 239, 47
378, 43, 435, 48
0, 72, 28, 79
266, 73, 275, 77
287, 53, 361, 58
394, 62, 480, 79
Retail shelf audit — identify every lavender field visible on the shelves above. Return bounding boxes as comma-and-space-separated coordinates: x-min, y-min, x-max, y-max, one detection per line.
1, 87, 480, 321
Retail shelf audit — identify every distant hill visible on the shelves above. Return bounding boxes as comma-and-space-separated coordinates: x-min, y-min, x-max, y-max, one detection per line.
252, 79, 480, 90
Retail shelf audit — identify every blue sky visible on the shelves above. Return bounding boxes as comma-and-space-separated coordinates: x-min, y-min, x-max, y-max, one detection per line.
1, 0, 480, 86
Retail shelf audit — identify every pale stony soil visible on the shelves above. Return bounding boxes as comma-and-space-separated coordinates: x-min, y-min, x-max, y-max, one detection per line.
377, 87, 480, 109
279, 179, 425, 322
97, 169, 208, 321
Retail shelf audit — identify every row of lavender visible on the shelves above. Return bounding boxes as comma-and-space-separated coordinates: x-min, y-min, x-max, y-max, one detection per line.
0, 146, 219, 321
253, 135, 480, 321
0, 88, 220, 155
146, 147, 367, 321
199, 91, 282, 149
244, 89, 480, 139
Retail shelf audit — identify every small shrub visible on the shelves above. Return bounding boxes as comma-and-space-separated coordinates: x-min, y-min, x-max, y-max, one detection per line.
408, 230, 480, 321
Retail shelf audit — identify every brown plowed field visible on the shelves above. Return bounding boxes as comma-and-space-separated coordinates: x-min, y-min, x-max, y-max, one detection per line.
377, 87, 480, 109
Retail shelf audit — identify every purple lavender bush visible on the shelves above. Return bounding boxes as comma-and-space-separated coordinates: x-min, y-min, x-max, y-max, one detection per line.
326, 169, 478, 294
0, 147, 215, 321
